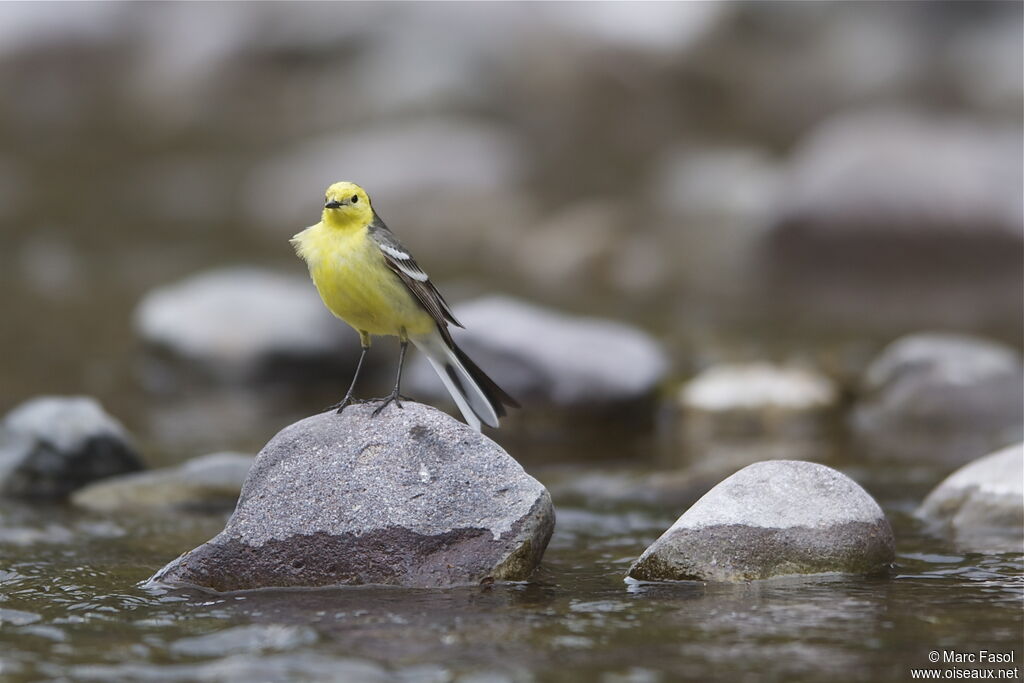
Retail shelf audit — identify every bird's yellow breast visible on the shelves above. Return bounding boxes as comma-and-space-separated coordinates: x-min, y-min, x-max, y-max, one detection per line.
292, 223, 434, 338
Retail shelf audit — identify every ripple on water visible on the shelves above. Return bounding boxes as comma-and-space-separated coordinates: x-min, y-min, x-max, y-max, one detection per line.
63, 654, 389, 683
168, 624, 319, 656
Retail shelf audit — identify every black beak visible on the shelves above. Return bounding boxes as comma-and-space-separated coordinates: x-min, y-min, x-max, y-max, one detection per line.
325, 200, 344, 209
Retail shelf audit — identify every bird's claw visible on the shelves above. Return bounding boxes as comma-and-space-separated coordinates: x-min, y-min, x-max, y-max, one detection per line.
325, 397, 371, 414
371, 394, 410, 416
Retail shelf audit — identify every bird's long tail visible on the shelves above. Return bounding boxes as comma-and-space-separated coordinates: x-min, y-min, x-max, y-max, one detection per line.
412, 330, 518, 431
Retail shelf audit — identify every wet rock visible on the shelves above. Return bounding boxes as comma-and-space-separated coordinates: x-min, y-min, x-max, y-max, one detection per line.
150, 402, 553, 590
680, 363, 838, 439
627, 461, 894, 582
0, 397, 143, 499
916, 443, 1023, 553
851, 333, 1024, 462
407, 296, 669, 409
134, 267, 358, 386
760, 110, 1023, 335
71, 452, 254, 512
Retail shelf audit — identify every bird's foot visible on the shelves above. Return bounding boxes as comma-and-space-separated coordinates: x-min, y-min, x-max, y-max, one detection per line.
325, 396, 371, 414
371, 393, 412, 416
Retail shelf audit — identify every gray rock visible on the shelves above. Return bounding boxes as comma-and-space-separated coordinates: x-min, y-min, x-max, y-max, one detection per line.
0, 397, 143, 499
134, 267, 358, 386
759, 110, 1023, 334
150, 402, 553, 590
679, 363, 838, 439
852, 333, 1024, 461
916, 443, 1023, 553
627, 461, 894, 582
407, 296, 669, 409
71, 452, 254, 512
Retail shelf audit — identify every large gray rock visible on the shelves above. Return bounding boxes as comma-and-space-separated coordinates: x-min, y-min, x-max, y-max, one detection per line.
0, 396, 143, 499
407, 296, 669, 409
916, 443, 1023, 553
627, 461, 894, 583
134, 267, 358, 386
852, 333, 1024, 461
759, 110, 1023, 334
150, 403, 554, 590
71, 452, 254, 512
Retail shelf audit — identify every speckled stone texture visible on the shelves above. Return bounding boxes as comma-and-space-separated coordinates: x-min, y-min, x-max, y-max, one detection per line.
628, 460, 894, 582
151, 403, 554, 590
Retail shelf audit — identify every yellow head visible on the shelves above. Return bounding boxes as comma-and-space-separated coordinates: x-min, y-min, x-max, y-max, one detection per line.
322, 181, 374, 229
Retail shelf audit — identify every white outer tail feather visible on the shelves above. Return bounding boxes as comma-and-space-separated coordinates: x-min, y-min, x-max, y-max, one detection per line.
411, 331, 500, 431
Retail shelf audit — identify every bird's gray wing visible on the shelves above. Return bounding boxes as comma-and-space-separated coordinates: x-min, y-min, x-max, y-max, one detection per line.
367, 215, 463, 334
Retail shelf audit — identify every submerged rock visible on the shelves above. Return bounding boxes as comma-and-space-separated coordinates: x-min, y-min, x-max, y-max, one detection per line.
627, 461, 894, 583
916, 443, 1023, 553
851, 332, 1024, 462
71, 452, 254, 512
150, 402, 554, 590
679, 363, 838, 439
134, 267, 358, 387
0, 396, 143, 499
406, 295, 669, 409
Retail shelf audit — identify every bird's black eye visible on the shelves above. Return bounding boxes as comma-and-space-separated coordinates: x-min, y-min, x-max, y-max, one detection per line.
351, 195, 359, 203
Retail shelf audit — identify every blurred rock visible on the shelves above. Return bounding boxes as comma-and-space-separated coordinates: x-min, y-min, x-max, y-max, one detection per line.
916, 443, 1023, 553
686, 3, 1022, 144
71, 452, 253, 512
760, 110, 1023, 335
852, 333, 1024, 462
679, 363, 838, 439
134, 267, 358, 387
0, 396, 143, 499
627, 461, 894, 582
407, 295, 669, 409
947, 9, 1024, 116
150, 403, 554, 590
650, 146, 781, 296
502, 199, 672, 298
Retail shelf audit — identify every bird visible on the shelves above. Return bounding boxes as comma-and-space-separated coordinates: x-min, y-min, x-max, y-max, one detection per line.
291, 181, 518, 431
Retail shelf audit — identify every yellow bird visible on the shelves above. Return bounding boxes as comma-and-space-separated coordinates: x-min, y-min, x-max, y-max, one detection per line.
291, 181, 517, 430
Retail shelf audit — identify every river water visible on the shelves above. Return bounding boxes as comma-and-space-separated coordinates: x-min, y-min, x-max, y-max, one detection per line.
1, 419, 1021, 682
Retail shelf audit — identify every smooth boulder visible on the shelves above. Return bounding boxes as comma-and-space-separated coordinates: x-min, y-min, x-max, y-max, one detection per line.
680, 363, 838, 439
627, 461, 894, 582
851, 332, 1024, 462
71, 452, 254, 512
406, 295, 669, 409
150, 402, 554, 590
0, 396, 143, 499
134, 267, 358, 386
916, 443, 1023, 553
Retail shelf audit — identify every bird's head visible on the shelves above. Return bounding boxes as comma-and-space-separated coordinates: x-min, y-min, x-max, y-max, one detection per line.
322, 181, 373, 228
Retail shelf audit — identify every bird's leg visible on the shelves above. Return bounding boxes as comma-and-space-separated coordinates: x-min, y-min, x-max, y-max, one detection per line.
326, 332, 371, 414
373, 336, 409, 416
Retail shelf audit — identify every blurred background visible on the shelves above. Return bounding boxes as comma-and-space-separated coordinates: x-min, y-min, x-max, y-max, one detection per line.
0, 4, 1021, 681
0, 1, 1020, 453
